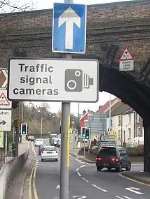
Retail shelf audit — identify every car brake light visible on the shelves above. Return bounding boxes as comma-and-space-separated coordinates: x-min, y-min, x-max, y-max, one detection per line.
96, 157, 102, 161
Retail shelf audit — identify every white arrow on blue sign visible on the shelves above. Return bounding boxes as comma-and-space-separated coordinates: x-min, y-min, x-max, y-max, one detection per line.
52, 3, 87, 54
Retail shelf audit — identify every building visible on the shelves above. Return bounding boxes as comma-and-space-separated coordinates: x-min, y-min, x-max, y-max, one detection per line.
99, 98, 144, 146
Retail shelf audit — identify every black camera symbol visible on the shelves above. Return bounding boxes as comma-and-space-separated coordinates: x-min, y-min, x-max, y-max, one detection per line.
65, 69, 82, 92
65, 69, 93, 92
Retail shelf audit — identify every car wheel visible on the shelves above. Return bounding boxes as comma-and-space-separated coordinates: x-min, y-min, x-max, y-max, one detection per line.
97, 167, 102, 172
126, 164, 131, 171
41, 159, 43, 162
116, 165, 122, 172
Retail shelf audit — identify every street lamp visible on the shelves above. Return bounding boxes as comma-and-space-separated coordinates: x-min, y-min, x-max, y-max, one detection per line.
38, 107, 43, 138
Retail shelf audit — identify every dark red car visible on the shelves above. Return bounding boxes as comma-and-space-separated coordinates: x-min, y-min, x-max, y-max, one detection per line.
96, 146, 131, 172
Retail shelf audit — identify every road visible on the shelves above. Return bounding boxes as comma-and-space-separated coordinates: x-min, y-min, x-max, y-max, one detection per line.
35, 148, 149, 199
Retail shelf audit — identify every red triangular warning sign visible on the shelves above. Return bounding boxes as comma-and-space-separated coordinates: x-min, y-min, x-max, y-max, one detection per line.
120, 48, 133, 60
0, 92, 10, 106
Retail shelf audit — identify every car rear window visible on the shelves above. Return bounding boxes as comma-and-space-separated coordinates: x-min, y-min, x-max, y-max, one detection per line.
98, 147, 116, 156
44, 147, 55, 151
119, 149, 127, 156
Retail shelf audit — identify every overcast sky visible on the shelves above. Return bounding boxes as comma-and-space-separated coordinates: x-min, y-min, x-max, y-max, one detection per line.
33, 0, 131, 10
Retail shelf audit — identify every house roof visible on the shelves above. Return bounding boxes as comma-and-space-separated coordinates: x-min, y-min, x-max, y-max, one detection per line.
111, 102, 133, 116
98, 98, 120, 113
98, 97, 133, 116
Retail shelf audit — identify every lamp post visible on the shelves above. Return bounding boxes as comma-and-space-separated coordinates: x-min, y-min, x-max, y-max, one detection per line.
40, 116, 43, 138
38, 107, 43, 138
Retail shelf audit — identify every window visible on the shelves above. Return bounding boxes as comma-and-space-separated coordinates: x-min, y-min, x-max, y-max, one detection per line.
118, 115, 121, 126
128, 128, 131, 139
136, 114, 141, 123
99, 147, 116, 157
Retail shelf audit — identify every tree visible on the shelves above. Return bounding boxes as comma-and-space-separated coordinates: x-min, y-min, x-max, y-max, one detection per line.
0, 0, 34, 13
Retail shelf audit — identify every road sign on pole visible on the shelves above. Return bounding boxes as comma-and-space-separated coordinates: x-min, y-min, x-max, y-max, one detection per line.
0, 89, 12, 109
119, 48, 134, 71
52, 3, 87, 54
0, 69, 8, 89
0, 110, 11, 131
8, 59, 99, 102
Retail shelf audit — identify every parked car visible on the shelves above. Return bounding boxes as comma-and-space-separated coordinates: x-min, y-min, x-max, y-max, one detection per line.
27, 135, 35, 142
96, 146, 131, 172
56, 138, 61, 147
41, 146, 58, 162
35, 138, 44, 147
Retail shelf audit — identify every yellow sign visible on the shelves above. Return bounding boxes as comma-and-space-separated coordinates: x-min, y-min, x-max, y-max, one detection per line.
0, 131, 4, 148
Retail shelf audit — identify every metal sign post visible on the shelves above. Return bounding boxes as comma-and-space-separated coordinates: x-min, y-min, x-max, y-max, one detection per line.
60, 1, 72, 199
60, 100, 70, 199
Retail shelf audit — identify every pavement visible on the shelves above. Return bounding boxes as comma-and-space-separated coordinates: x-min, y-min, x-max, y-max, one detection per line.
5, 139, 29, 163
5, 140, 33, 199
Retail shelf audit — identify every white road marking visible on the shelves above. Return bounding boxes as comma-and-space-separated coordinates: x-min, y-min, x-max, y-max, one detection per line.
72, 196, 87, 199
124, 196, 133, 199
119, 173, 150, 186
115, 196, 124, 199
77, 171, 82, 177
81, 177, 89, 183
115, 196, 133, 199
80, 165, 86, 168
56, 184, 60, 190
91, 184, 108, 192
125, 187, 144, 195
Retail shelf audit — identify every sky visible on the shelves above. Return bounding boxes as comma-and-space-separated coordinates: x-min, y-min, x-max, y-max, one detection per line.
30, 0, 127, 114
27, 0, 130, 114
33, 92, 115, 115
33, 0, 131, 10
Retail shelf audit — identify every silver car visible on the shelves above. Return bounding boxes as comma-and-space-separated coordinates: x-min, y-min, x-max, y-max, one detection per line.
41, 146, 58, 162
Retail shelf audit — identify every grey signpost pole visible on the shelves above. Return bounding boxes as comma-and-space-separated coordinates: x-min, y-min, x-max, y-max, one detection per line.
60, 1, 73, 199
60, 101, 70, 199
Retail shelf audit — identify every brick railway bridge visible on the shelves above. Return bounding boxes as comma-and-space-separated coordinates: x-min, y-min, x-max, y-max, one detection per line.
0, 0, 150, 171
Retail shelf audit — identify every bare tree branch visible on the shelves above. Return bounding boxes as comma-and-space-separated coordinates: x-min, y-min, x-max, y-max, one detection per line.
0, 0, 34, 13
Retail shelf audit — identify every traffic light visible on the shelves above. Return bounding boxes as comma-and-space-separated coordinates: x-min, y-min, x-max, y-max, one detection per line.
21, 123, 27, 135
85, 128, 90, 139
81, 127, 90, 139
82, 127, 86, 138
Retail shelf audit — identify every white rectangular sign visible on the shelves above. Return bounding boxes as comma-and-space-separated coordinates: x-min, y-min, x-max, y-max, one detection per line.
0, 110, 12, 131
119, 60, 134, 71
8, 59, 99, 102
0, 89, 12, 109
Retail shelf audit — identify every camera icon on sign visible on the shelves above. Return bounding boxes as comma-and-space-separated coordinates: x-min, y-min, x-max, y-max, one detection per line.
65, 69, 93, 92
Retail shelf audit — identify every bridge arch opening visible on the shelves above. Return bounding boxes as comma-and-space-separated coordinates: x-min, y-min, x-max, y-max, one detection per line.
99, 66, 150, 172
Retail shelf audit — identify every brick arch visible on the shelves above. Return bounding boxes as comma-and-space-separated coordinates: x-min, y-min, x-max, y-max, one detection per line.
0, 0, 150, 171
99, 66, 150, 121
